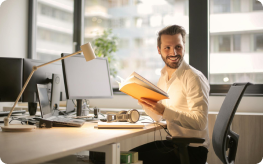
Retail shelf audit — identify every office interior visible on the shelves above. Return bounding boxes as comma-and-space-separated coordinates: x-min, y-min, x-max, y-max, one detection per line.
0, 0, 263, 164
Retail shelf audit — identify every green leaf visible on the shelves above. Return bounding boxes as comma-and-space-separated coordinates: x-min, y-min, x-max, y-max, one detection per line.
91, 29, 119, 77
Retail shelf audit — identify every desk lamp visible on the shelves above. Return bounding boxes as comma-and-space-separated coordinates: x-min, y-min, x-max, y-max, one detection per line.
0, 43, 96, 132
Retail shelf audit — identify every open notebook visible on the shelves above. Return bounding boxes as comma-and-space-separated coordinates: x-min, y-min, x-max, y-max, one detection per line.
118, 72, 169, 101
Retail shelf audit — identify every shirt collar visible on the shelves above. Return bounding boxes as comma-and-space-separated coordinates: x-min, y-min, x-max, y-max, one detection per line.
160, 59, 188, 79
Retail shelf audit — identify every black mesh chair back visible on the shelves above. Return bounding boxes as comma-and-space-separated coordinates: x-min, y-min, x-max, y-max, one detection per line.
212, 82, 252, 164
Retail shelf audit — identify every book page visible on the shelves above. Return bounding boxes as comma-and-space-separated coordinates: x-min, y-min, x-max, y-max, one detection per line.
127, 72, 168, 97
126, 76, 167, 96
120, 83, 168, 101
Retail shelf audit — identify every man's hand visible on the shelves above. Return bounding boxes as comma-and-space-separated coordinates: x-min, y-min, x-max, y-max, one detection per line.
138, 98, 165, 116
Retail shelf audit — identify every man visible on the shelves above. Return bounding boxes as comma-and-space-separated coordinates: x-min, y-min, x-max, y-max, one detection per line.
130, 25, 210, 164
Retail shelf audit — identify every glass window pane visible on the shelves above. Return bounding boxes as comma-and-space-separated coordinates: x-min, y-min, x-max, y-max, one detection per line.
36, 0, 74, 61
233, 34, 241, 51
212, 0, 231, 13
254, 34, 263, 52
210, 0, 263, 84
84, 0, 189, 88
218, 35, 231, 52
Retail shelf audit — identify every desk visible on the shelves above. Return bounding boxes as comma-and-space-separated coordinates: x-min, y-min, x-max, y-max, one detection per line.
0, 120, 166, 164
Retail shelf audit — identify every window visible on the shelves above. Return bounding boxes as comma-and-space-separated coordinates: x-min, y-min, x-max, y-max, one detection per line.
254, 33, 263, 52
212, 0, 231, 13
84, 0, 189, 88
36, 0, 74, 61
210, 0, 263, 86
30, 0, 263, 95
211, 0, 242, 13
233, 34, 241, 51
211, 34, 241, 52
218, 35, 231, 52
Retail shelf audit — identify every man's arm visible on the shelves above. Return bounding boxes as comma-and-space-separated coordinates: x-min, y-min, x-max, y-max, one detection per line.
163, 76, 210, 130
140, 76, 209, 131
138, 100, 163, 122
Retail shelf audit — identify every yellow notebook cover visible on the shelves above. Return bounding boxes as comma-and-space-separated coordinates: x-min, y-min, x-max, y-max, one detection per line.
118, 72, 169, 101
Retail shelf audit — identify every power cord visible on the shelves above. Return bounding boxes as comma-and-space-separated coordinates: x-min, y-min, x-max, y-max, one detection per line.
9, 117, 27, 125
84, 99, 105, 118
150, 118, 176, 154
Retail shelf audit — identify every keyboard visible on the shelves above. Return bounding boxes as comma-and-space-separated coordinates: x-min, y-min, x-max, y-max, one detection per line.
45, 116, 85, 127
48, 117, 72, 122
0, 110, 26, 117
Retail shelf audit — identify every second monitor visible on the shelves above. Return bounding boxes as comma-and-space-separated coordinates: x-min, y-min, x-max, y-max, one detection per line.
61, 54, 113, 116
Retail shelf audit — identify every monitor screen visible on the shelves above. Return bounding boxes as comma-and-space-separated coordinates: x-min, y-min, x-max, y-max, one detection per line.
62, 55, 113, 99
0, 57, 23, 102
23, 59, 67, 102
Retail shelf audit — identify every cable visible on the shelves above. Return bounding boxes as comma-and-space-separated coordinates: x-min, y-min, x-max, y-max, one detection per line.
84, 99, 92, 112
155, 122, 171, 136
72, 99, 77, 107
150, 118, 176, 154
83, 99, 105, 118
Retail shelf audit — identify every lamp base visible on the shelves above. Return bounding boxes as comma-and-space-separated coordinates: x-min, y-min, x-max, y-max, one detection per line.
1, 125, 36, 132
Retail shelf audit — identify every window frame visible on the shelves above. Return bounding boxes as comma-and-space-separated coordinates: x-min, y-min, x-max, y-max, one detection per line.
191, 0, 263, 96
29, 0, 263, 96
28, 0, 83, 58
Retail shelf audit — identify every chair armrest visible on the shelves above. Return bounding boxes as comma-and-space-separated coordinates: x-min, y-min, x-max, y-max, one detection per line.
166, 136, 205, 144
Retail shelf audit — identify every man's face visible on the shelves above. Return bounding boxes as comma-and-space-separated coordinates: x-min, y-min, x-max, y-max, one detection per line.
158, 34, 185, 69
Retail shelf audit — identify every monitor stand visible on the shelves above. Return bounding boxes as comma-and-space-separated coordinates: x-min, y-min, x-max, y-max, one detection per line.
50, 74, 61, 111
76, 99, 82, 116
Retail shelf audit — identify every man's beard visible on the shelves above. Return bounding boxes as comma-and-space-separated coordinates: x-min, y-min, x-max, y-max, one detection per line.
161, 54, 184, 69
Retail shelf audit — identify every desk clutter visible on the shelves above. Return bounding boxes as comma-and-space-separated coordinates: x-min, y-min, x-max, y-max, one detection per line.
0, 53, 112, 132
0, 108, 145, 129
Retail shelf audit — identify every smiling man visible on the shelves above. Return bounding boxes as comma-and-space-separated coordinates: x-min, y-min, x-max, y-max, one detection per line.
130, 25, 210, 164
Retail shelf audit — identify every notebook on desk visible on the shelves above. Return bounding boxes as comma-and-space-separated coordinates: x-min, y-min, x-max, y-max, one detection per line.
37, 84, 85, 127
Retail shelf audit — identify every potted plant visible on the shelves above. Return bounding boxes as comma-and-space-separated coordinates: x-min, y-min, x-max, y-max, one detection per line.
92, 29, 118, 78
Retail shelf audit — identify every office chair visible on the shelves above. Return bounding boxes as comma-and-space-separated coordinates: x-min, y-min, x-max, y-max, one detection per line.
166, 82, 252, 164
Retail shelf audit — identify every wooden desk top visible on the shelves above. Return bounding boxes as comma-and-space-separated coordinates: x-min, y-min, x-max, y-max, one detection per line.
0, 121, 166, 164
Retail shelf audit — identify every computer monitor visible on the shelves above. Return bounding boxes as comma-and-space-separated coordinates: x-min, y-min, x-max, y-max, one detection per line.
61, 54, 113, 116
23, 59, 67, 103
0, 57, 67, 113
0, 57, 23, 102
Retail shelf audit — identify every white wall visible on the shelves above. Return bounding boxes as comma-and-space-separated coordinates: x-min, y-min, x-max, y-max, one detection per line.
0, 0, 263, 114
0, 0, 28, 58
0, 0, 28, 110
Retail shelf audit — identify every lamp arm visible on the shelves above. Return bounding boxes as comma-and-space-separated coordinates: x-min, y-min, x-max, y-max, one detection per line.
4, 67, 37, 126
37, 50, 82, 69
4, 50, 83, 126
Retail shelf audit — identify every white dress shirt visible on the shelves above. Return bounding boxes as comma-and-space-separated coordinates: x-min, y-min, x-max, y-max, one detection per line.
143, 59, 210, 148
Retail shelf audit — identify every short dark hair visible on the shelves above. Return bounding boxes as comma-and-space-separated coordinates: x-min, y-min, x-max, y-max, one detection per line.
157, 25, 186, 48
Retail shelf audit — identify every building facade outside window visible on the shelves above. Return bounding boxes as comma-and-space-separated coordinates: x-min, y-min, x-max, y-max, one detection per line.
36, 0, 74, 61
34, 0, 263, 90
209, 0, 263, 84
